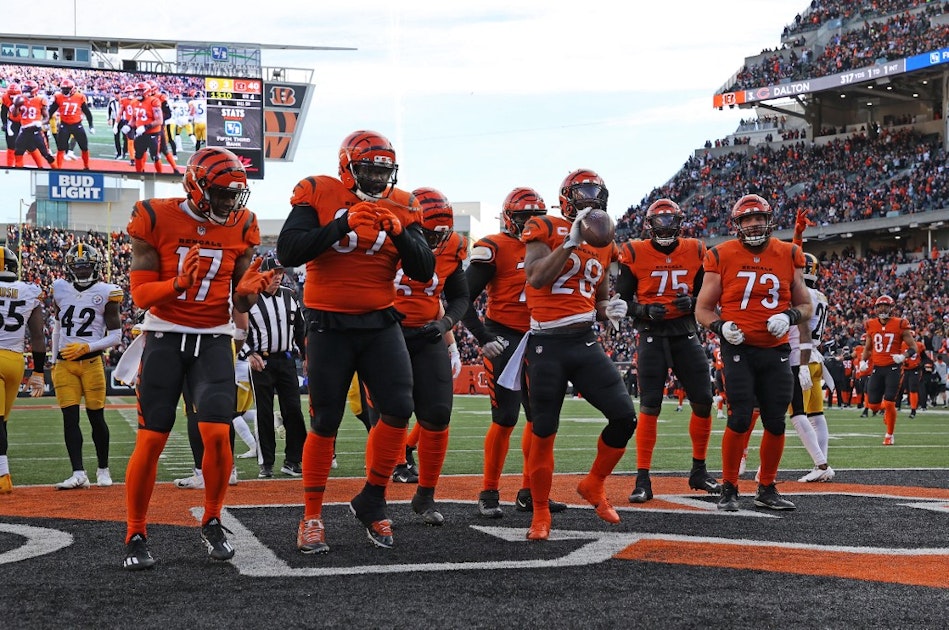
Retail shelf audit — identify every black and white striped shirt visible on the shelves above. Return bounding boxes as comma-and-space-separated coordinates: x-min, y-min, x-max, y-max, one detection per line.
244, 286, 305, 356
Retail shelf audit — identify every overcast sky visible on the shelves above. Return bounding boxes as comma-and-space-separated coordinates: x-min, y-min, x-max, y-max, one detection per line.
3, 1, 808, 235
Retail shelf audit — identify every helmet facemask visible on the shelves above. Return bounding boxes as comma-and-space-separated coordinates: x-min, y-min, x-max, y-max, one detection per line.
734, 212, 772, 247
562, 182, 608, 221
204, 183, 250, 225
648, 213, 683, 246
348, 160, 398, 200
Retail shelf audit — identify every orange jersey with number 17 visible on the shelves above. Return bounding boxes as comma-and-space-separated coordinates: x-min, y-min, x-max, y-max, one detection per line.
703, 238, 805, 348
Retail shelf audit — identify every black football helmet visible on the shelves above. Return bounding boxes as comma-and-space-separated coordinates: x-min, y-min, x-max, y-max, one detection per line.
65, 243, 102, 288
0, 246, 17, 281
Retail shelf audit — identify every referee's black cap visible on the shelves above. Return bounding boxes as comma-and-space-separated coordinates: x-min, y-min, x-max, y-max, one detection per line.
260, 252, 283, 272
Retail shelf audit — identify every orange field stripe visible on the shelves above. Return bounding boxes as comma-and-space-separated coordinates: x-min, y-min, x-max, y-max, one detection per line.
615, 539, 949, 588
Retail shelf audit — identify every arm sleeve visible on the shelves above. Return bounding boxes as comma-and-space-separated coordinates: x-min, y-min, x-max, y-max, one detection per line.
129, 269, 182, 309
292, 296, 307, 352
88, 328, 122, 352
440, 265, 470, 330
82, 102, 94, 127
276, 205, 352, 268
460, 263, 494, 345
614, 264, 639, 305
391, 223, 436, 282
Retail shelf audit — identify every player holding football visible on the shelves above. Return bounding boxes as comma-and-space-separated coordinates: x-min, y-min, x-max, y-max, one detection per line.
695, 193, 812, 511
277, 130, 435, 553
615, 198, 720, 503
516, 168, 635, 540
122, 147, 275, 570
50, 243, 123, 490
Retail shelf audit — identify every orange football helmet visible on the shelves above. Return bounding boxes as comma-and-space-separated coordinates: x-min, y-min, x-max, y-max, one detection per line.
559, 168, 608, 221
414, 187, 454, 251
731, 193, 773, 247
183, 147, 250, 226
61, 78, 76, 96
502, 187, 546, 236
645, 198, 684, 246
5, 83, 20, 97
338, 130, 398, 201
21, 80, 38, 96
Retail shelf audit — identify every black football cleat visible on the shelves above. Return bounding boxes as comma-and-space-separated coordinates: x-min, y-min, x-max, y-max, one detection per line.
628, 471, 653, 503
754, 483, 796, 510
123, 533, 156, 571
201, 517, 235, 561
411, 489, 445, 526
515, 488, 566, 513
688, 465, 722, 495
477, 489, 504, 518
717, 481, 740, 512
350, 491, 394, 548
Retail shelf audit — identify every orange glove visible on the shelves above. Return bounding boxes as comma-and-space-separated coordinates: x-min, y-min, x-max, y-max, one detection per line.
373, 208, 402, 235
176, 244, 201, 291
60, 342, 91, 360
794, 208, 815, 235
346, 201, 380, 230
235, 257, 277, 296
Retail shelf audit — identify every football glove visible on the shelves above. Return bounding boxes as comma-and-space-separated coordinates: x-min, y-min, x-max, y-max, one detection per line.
604, 294, 628, 324
635, 303, 666, 321
417, 319, 449, 344
482, 336, 509, 359
449, 343, 462, 378
563, 207, 592, 249
175, 245, 201, 291
766, 312, 791, 337
235, 257, 276, 296
60, 342, 91, 361
134, 125, 145, 137
28, 372, 45, 397
891, 353, 905, 364
120, 124, 131, 136
798, 365, 813, 391
721, 321, 745, 345
858, 360, 869, 372
672, 292, 695, 313
373, 209, 402, 236
88, 126, 96, 135
794, 207, 816, 237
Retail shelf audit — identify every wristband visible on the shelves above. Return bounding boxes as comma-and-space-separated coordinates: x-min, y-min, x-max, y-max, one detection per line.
799, 342, 813, 350
32, 351, 46, 373
783, 308, 802, 325
709, 320, 724, 336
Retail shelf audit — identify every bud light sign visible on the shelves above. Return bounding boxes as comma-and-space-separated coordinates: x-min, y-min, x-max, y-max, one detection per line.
48, 173, 105, 202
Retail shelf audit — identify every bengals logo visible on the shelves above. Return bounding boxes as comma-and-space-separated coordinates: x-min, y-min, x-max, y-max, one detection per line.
269, 87, 296, 107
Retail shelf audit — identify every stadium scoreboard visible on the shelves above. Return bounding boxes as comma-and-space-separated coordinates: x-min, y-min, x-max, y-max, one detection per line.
205, 76, 264, 178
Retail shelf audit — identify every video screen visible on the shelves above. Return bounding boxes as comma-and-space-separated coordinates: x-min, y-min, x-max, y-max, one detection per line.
0, 61, 263, 179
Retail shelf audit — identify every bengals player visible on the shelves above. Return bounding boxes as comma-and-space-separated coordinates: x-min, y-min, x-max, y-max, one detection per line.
48, 78, 95, 170
859, 295, 917, 444
276, 130, 435, 553
390, 187, 469, 526
461, 186, 568, 518
51, 244, 123, 491
122, 147, 275, 571
12, 80, 55, 169
518, 168, 635, 541
615, 198, 719, 504
695, 193, 811, 511
0, 246, 47, 494
1, 83, 23, 166
898, 333, 922, 419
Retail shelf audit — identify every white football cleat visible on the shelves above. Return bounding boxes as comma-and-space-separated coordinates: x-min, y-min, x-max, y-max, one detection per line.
819, 465, 835, 482
738, 455, 747, 476
96, 467, 113, 487
331, 454, 338, 469
229, 464, 238, 486
798, 467, 826, 483
174, 469, 204, 489
236, 448, 257, 459
56, 471, 91, 490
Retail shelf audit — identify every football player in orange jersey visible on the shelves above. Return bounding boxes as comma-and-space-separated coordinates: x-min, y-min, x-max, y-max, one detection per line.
695, 193, 812, 511
461, 187, 569, 518
48, 78, 95, 170
389, 187, 469, 526
615, 198, 720, 503
859, 295, 918, 445
897, 332, 922, 419
12, 80, 55, 168
515, 168, 635, 541
276, 130, 435, 553
1, 82, 23, 166
122, 147, 276, 571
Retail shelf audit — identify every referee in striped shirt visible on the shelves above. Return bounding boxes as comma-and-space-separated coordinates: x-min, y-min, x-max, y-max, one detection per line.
242, 253, 307, 478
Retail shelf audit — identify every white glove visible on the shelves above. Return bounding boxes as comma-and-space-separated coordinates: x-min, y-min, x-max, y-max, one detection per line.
766, 312, 791, 337
891, 353, 905, 364
798, 364, 813, 391
120, 124, 131, 136
722, 321, 745, 345
88, 126, 96, 135
482, 336, 509, 360
604, 293, 627, 330
858, 360, 869, 372
448, 343, 462, 378
563, 207, 593, 249
112, 123, 118, 134
135, 125, 145, 137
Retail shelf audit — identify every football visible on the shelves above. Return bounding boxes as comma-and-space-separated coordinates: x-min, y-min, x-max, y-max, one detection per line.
579, 209, 615, 247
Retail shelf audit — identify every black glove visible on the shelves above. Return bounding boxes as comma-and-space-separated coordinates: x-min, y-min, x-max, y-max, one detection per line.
417, 318, 450, 343
633, 302, 666, 321
672, 293, 695, 313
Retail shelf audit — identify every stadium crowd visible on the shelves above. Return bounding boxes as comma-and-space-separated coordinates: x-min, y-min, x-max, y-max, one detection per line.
725, 2, 949, 93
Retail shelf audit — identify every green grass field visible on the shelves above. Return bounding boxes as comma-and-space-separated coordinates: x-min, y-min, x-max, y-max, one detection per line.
7, 394, 948, 487
54, 108, 198, 165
